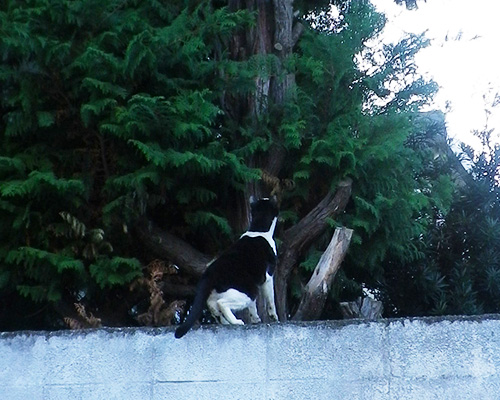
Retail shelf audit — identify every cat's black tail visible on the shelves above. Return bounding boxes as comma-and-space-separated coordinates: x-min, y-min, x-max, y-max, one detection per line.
175, 275, 212, 339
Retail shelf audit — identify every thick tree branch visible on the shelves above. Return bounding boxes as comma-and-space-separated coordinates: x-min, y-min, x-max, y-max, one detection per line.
162, 282, 197, 298
134, 221, 211, 278
292, 227, 353, 321
275, 178, 353, 320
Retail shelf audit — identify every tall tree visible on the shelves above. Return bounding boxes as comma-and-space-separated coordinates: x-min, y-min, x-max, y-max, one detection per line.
0, 0, 449, 329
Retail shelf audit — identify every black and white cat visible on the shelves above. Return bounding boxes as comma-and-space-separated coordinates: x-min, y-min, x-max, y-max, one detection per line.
174, 197, 279, 338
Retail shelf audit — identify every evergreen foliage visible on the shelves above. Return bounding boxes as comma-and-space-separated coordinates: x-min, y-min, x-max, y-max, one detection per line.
0, 0, 255, 328
282, 2, 451, 315
0, 0, 488, 329
381, 125, 500, 317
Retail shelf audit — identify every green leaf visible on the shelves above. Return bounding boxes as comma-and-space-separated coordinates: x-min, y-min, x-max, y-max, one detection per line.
185, 211, 232, 236
36, 111, 55, 128
89, 257, 142, 289
82, 78, 128, 99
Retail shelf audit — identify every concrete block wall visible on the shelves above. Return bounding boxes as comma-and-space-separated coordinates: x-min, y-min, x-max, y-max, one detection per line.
1, 315, 500, 399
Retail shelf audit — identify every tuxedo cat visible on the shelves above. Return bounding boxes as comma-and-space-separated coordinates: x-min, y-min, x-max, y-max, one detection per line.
174, 197, 279, 338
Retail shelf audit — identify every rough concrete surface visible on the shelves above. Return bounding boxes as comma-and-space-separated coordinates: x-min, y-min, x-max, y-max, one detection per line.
1, 315, 500, 399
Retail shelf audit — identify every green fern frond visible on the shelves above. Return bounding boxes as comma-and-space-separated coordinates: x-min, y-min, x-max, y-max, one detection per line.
36, 111, 55, 128
0, 156, 26, 174
89, 257, 142, 289
17, 285, 60, 303
176, 187, 217, 204
185, 211, 232, 237
70, 46, 121, 74
81, 77, 128, 99
124, 30, 156, 78
6, 247, 84, 274
81, 98, 118, 127
0, 171, 85, 198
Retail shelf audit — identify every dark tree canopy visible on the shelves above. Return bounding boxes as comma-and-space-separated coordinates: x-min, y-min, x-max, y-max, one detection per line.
0, 0, 495, 331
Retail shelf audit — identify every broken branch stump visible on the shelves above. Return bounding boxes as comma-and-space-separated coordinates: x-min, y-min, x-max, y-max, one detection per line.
292, 227, 353, 321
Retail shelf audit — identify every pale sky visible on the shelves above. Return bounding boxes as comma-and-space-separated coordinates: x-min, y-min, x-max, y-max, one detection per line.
372, 0, 500, 150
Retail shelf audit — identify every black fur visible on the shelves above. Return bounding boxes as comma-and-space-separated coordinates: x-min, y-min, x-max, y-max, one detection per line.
174, 197, 278, 338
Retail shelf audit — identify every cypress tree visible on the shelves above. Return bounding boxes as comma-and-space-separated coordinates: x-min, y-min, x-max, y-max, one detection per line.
0, 0, 455, 328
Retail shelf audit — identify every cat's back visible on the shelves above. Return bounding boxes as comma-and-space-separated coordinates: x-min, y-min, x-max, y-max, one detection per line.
228, 235, 275, 264
206, 235, 275, 277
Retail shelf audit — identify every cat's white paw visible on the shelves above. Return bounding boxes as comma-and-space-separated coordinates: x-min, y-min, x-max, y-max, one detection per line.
234, 319, 245, 325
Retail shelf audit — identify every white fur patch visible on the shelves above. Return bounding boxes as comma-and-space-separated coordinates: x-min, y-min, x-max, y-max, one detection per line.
240, 217, 277, 255
207, 289, 253, 325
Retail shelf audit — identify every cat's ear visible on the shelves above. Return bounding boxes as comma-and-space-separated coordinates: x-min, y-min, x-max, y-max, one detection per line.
270, 195, 278, 205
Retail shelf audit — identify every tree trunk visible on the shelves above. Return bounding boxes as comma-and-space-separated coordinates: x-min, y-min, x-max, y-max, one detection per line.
275, 178, 353, 320
224, 0, 299, 228
292, 227, 353, 321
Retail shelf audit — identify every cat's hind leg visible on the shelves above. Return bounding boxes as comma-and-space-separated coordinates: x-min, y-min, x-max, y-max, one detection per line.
207, 291, 232, 324
216, 289, 252, 325
218, 305, 243, 325
207, 296, 225, 324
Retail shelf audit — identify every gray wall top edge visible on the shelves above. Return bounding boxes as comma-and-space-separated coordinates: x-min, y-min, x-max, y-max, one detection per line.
2, 313, 500, 339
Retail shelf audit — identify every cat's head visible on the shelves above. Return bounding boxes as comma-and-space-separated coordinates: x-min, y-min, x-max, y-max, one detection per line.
248, 196, 279, 232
